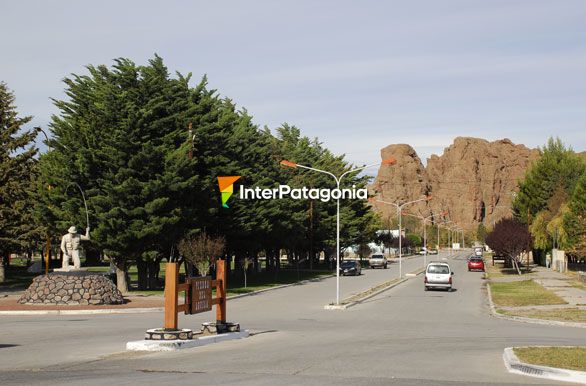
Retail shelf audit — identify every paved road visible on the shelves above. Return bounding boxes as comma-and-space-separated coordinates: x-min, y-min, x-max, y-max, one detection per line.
1, 250, 584, 385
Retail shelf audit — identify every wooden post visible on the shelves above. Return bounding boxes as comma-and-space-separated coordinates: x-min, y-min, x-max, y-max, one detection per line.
164, 262, 179, 330
216, 259, 226, 324
45, 237, 51, 275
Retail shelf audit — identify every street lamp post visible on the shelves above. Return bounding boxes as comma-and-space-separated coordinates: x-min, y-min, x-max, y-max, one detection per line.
375, 196, 431, 278
403, 211, 446, 267
35, 127, 51, 275
281, 157, 396, 305
438, 220, 452, 254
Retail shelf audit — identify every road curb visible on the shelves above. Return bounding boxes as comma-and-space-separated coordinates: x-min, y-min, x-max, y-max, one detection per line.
324, 267, 426, 310
503, 347, 586, 384
486, 282, 586, 329
0, 307, 164, 316
127, 330, 250, 352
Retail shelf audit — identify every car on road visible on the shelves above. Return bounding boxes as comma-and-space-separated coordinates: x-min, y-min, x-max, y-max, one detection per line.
424, 262, 454, 291
340, 260, 361, 276
369, 254, 387, 269
468, 257, 485, 272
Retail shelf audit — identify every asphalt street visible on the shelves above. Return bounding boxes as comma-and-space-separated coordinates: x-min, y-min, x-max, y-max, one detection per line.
1, 250, 584, 385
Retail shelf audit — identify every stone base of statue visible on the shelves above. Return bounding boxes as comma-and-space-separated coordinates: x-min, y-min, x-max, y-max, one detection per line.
18, 271, 124, 305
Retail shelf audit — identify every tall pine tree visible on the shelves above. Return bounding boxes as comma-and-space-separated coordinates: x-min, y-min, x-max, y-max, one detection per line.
0, 82, 38, 282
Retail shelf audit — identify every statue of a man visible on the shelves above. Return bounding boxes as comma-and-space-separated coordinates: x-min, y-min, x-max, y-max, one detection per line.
60, 226, 90, 270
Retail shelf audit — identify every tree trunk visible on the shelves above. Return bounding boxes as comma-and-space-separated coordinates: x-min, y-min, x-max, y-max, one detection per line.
114, 258, 129, 294
0, 254, 5, 283
147, 259, 159, 289
136, 258, 147, 290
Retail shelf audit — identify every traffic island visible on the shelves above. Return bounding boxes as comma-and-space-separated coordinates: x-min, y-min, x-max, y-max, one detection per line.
324, 267, 426, 310
128, 324, 248, 351
504, 347, 586, 384
127, 329, 249, 351
127, 260, 249, 351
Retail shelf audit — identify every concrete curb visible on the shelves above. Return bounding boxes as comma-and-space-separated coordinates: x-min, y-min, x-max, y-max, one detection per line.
324, 267, 426, 310
127, 330, 250, 352
0, 274, 335, 316
503, 347, 586, 384
0, 307, 164, 316
486, 282, 586, 329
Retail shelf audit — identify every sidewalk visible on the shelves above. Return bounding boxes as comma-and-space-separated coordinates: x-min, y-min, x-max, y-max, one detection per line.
531, 267, 586, 306
0, 294, 164, 314
488, 265, 586, 329
490, 266, 586, 307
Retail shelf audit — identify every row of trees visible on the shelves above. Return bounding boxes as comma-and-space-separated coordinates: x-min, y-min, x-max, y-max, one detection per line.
512, 138, 586, 264
0, 56, 380, 291
0, 82, 39, 282
484, 138, 585, 272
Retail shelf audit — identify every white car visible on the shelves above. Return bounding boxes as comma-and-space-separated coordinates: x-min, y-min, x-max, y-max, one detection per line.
369, 254, 388, 269
424, 262, 454, 291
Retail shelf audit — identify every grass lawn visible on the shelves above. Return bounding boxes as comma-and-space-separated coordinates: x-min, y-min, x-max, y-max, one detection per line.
3, 258, 332, 298
86, 264, 331, 297
490, 280, 567, 307
484, 261, 536, 279
514, 347, 586, 372
0, 266, 37, 290
497, 308, 586, 323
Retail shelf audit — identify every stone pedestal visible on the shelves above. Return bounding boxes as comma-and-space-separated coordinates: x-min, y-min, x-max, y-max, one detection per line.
145, 328, 193, 340
201, 322, 240, 335
18, 272, 124, 305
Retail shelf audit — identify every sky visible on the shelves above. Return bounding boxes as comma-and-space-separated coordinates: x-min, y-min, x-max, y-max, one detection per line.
2, 0, 585, 167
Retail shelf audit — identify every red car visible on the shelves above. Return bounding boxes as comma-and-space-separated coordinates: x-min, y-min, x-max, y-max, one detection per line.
468, 257, 485, 272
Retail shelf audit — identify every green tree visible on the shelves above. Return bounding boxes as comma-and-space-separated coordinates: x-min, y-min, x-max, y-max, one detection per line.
513, 138, 585, 257
563, 173, 586, 256
514, 137, 585, 224
38, 57, 199, 292
0, 82, 38, 282
406, 233, 422, 248
476, 223, 488, 243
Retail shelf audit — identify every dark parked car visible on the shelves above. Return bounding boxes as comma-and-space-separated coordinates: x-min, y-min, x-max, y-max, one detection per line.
468, 257, 485, 272
340, 260, 361, 276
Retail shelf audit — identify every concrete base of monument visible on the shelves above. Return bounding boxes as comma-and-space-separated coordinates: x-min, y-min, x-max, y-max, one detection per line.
127, 330, 249, 351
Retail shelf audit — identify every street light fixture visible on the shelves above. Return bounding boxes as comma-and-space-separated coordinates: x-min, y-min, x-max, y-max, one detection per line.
280, 157, 397, 305
437, 220, 452, 254
403, 210, 447, 267
35, 127, 52, 275
374, 196, 432, 278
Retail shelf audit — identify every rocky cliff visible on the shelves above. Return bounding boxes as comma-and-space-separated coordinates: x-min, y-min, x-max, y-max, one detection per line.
370, 137, 540, 232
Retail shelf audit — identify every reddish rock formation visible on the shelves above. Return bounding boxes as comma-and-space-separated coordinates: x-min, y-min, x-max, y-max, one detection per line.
371, 137, 540, 232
